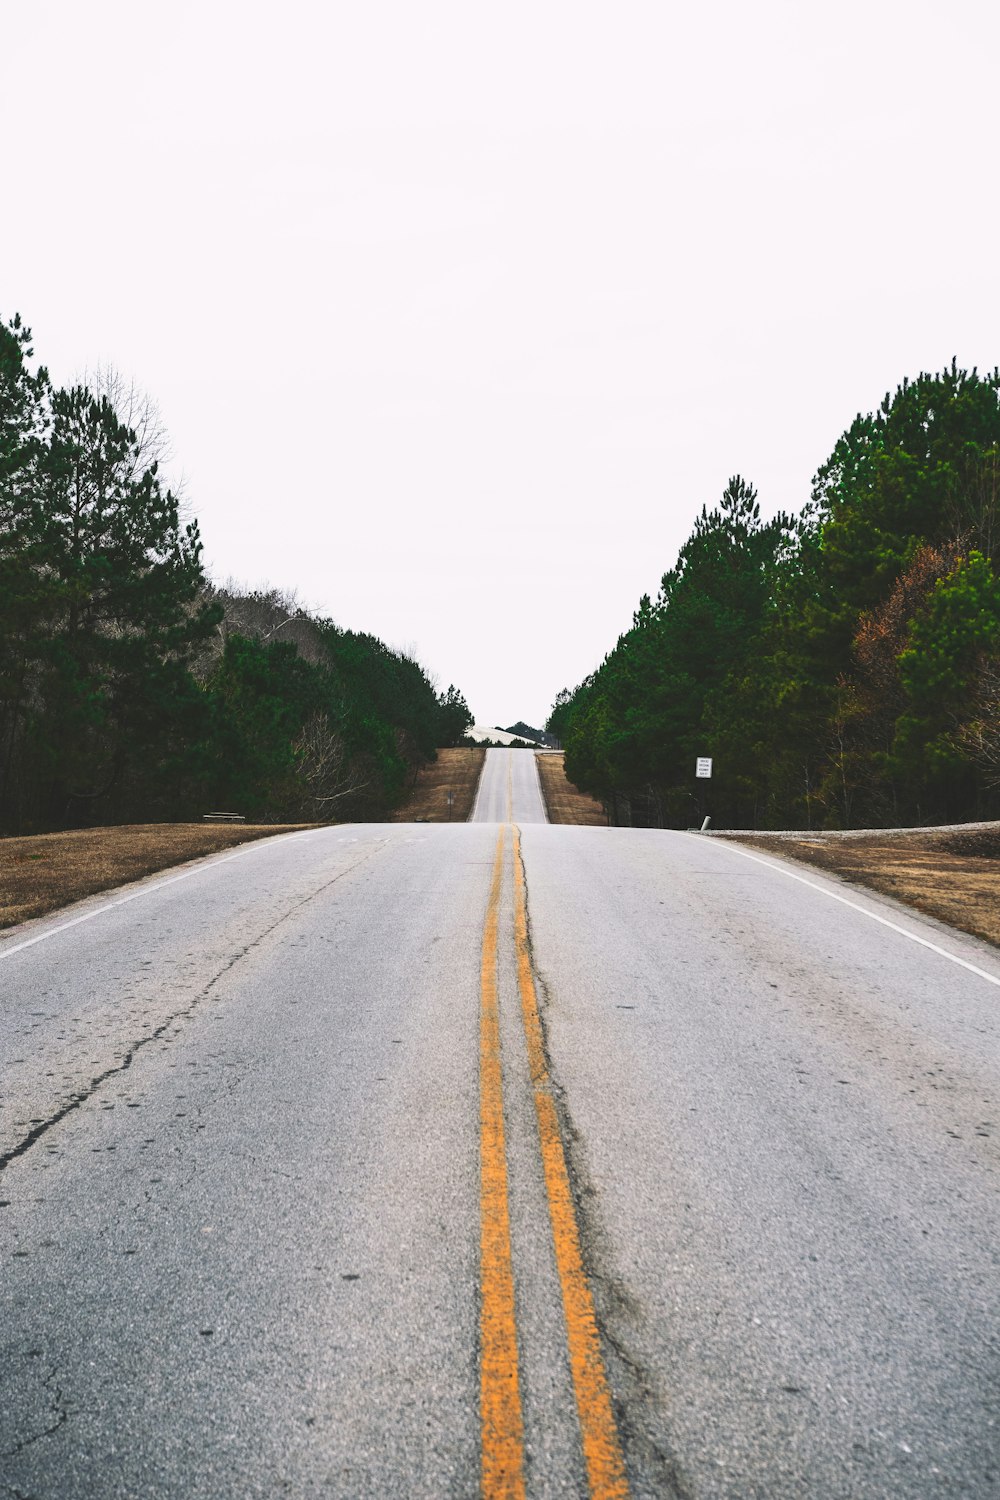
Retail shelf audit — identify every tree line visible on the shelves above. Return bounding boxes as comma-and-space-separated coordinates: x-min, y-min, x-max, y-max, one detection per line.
548, 361, 1000, 830
0, 315, 472, 833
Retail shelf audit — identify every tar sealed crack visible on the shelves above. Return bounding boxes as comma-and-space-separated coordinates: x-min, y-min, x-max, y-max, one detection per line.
0, 843, 385, 1174
1, 1364, 68, 1461
514, 836, 694, 1500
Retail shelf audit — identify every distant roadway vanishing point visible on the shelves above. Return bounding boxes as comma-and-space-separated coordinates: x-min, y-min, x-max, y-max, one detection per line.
1, 748, 998, 1497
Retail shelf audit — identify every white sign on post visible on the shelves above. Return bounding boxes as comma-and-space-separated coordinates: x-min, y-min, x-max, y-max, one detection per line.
695, 757, 713, 779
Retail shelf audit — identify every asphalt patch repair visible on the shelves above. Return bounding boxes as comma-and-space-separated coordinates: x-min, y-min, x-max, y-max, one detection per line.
722, 823, 1000, 951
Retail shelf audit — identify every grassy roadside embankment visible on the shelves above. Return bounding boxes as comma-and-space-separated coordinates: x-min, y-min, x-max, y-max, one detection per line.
0, 823, 312, 930
721, 824, 1000, 950
391, 747, 486, 823
535, 752, 608, 825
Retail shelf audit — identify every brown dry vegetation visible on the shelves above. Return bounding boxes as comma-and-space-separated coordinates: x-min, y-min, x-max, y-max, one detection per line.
0, 823, 312, 930
391, 747, 486, 823
536, 752, 608, 825
724, 825, 1000, 949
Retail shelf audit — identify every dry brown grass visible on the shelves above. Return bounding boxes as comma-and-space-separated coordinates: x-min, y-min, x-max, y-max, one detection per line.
0, 823, 312, 930
724, 825, 1000, 949
391, 747, 486, 823
536, 752, 608, 825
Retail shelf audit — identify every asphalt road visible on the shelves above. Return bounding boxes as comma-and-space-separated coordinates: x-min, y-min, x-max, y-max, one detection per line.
2, 821, 998, 1498
470, 748, 548, 823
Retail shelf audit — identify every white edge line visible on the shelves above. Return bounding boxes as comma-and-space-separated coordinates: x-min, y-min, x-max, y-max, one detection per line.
0, 828, 321, 962
528, 748, 550, 825
683, 832, 1000, 991
468, 746, 496, 823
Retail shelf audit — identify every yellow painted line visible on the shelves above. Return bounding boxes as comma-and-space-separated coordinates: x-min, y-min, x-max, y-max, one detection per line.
512, 826, 630, 1500
480, 826, 526, 1499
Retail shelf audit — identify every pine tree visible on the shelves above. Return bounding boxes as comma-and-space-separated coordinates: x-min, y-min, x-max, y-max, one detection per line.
25, 384, 218, 822
0, 317, 54, 821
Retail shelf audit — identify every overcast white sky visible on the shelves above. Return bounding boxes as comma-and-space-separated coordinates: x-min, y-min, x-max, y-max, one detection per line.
5, 1, 998, 728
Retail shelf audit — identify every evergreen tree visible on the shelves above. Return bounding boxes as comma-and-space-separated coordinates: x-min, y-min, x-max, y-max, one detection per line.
808, 362, 1000, 655
891, 551, 1000, 814
438, 685, 473, 746
0, 311, 470, 830
24, 384, 217, 822
0, 317, 54, 819
562, 477, 794, 825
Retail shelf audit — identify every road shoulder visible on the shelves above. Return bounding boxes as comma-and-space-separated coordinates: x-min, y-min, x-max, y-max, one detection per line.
715, 822, 1000, 950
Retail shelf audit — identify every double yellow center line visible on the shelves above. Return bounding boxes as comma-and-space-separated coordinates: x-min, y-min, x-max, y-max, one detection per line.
479, 823, 629, 1499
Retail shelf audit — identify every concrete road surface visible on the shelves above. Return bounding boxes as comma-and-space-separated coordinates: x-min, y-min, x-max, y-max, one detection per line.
470, 747, 548, 823
1, 822, 998, 1498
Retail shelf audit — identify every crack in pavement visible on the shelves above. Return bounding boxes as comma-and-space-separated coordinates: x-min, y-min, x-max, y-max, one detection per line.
0, 842, 385, 1175
514, 834, 693, 1500
1, 1364, 68, 1461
